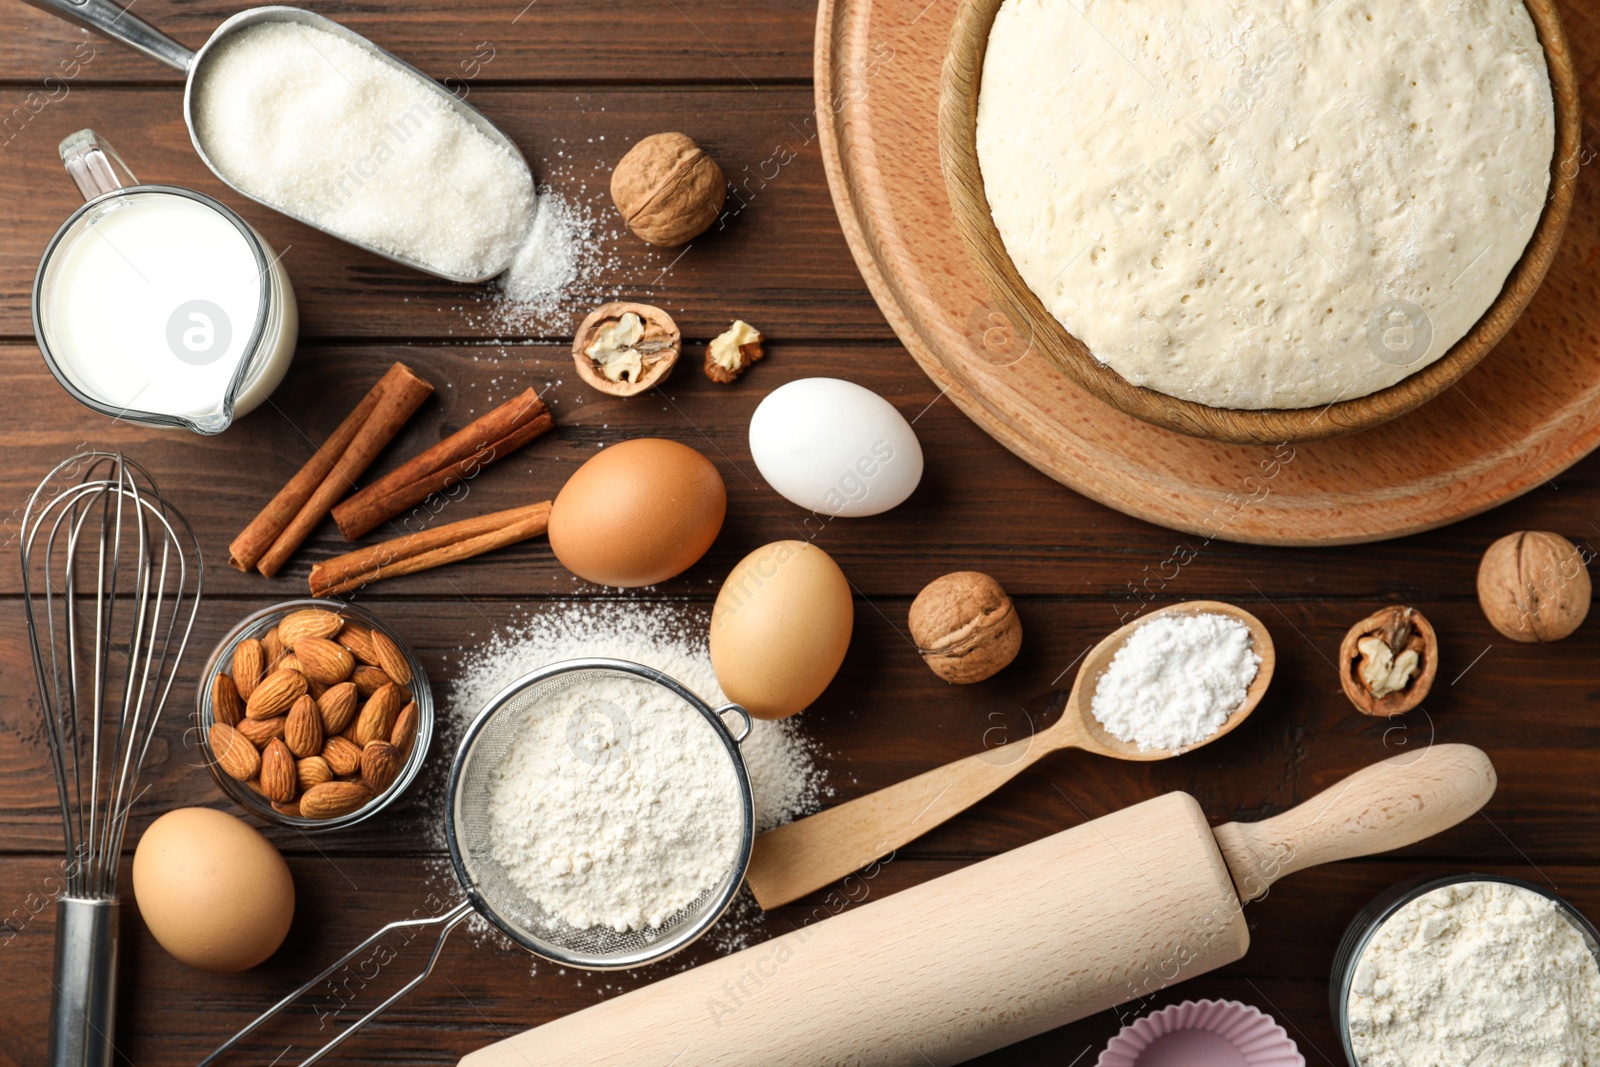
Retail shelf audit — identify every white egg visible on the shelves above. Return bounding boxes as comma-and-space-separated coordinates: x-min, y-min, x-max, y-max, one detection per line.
749, 378, 924, 517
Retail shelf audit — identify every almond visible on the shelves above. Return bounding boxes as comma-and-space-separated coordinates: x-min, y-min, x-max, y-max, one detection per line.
351, 665, 391, 696
390, 702, 419, 757
355, 683, 403, 746
296, 637, 355, 685
262, 626, 285, 664
360, 741, 402, 794
231, 638, 266, 699
301, 781, 371, 819
322, 735, 364, 776
279, 608, 345, 649
261, 739, 297, 803
210, 722, 261, 781
338, 623, 379, 666
285, 695, 325, 758
368, 629, 413, 686
276, 653, 303, 676
236, 715, 286, 747
246, 668, 307, 720
297, 755, 333, 792
211, 672, 244, 728
317, 682, 360, 735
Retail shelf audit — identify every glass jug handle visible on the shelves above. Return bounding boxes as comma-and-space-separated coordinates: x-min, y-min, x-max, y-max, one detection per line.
59, 129, 138, 201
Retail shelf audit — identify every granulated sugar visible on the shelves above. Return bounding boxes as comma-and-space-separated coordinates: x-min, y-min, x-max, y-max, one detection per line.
497, 190, 585, 319
192, 21, 534, 279
1090, 613, 1259, 751
471, 182, 631, 337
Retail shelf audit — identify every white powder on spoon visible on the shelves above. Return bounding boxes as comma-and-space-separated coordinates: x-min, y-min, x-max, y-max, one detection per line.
1090, 613, 1259, 751
192, 20, 535, 279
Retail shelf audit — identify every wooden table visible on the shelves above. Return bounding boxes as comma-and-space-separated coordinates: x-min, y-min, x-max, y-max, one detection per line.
2, 2, 1598, 1064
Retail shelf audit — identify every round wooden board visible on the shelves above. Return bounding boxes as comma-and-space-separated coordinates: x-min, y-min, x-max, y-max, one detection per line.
815, 0, 1600, 545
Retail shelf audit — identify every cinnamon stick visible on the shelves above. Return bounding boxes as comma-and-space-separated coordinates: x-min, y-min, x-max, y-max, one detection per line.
228, 374, 388, 571
255, 363, 435, 578
309, 501, 552, 597
331, 388, 553, 541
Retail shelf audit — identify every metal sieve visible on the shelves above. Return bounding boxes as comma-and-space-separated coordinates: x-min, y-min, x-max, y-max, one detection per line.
200, 658, 755, 1067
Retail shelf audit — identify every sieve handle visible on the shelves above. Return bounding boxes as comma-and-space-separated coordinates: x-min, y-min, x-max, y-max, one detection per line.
197, 900, 474, 1067
714, 703, 752, 743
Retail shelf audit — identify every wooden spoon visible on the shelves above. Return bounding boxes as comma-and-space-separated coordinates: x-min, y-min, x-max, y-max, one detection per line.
745, 600, 1275, 909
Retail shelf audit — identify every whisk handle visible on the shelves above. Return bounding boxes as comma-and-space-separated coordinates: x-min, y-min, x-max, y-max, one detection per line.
49, 897, 119, 1067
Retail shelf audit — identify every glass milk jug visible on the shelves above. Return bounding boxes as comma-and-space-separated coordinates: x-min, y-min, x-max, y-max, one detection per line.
32, 129, 297, 434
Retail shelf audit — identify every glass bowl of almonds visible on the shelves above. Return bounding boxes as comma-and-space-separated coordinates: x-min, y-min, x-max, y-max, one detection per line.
196, 599, 433, 831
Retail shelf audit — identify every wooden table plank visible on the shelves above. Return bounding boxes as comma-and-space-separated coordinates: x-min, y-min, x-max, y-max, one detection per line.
0, 0, 817, 85
0, 86, 887, 342
2, 857, 1595, 1066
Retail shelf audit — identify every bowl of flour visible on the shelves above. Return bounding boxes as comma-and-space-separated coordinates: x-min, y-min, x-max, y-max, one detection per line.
939, 0, 1581, 443
1333, 874, 1600, 1067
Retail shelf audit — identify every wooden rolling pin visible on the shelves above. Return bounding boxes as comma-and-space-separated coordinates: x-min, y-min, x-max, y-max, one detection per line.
462, 745, 1495, 1067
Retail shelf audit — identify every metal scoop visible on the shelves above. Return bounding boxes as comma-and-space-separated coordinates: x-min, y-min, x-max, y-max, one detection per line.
23, 0, 533, 282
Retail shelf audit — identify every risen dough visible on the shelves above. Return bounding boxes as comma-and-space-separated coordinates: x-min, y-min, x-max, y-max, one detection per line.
976, 0, 1555, 409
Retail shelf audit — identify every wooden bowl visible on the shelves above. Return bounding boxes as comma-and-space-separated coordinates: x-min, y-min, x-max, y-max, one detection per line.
938, 0, 1581, 444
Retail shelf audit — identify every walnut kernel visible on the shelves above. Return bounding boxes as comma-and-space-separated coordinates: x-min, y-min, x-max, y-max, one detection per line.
1339, 606, 1437, 717
705, 320, 765, 383
571, 302, 681, 397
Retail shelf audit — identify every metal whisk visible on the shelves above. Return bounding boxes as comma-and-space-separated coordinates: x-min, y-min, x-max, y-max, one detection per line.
21, 452, 202, 1067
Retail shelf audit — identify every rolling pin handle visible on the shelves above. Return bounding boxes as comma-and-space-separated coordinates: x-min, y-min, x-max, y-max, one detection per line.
1213, 743, 1497, 901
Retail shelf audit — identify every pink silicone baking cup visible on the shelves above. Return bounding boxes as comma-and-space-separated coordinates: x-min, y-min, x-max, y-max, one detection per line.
1096, 999, 1305, 1067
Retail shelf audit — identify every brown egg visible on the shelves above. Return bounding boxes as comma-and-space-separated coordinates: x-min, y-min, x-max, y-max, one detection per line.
131, 807, 294, 972
549, 438, 727, 588
711, 541, 854, 719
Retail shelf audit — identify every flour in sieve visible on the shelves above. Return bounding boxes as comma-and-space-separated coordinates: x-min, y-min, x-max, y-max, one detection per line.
444, 602, 828, 834
1090, 613, 1259, 751
487, 670, 744, 933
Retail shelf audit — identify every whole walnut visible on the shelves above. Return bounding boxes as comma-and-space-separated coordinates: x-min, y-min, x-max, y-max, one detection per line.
610, 132, 726, 247
1477, 530, 1591, 642
909, 572, 1022, 683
